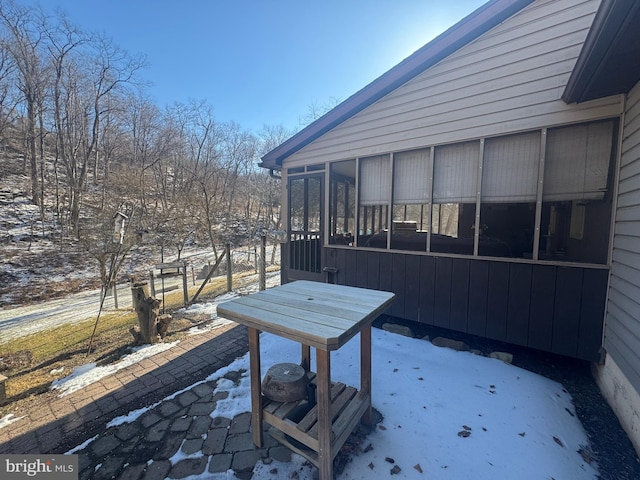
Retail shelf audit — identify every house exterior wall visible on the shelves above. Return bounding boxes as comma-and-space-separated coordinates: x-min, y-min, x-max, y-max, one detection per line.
278, 0, 620, 363
284, 0, 620, 168
325, 248, 607, 361
595, 79, 640, 454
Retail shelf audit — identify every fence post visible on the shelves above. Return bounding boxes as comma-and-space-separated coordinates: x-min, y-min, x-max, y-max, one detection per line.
226, 243, 232, 292
112, 280, 119, 309
260, 235, 266, 291
148, 269, 156, 297
182, 261, 189, 306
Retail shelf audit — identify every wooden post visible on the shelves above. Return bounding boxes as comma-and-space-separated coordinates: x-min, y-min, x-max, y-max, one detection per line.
248, 327, 263, 447
226, 243, 232, 292
361, 324, 372, 425
301, 344, 311, 372
112, 280, 119, 309
316, 349, 333, 480
181, 261, 189, 306
254, 246, 258, 273
148, 270, 156, 297
259, 235, 266, 291
0, 374, 7, 405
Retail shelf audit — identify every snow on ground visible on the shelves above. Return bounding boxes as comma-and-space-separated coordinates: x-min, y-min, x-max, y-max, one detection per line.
0, 413, 25, 430
37, 272, 282, 399
1, 275, 597, 478
50, 342, 179, 397
86, 298, 597, 480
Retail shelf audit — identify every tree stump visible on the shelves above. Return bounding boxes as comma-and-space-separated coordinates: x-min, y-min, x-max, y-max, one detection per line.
157, 314, 173, 338
130, 281, 172, 345
261, 363, 308, 402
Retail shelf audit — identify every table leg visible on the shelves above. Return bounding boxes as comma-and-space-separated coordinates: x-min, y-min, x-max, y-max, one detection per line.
248, 327, 263, 447
301, 344, 311, 372
316, 348, 332, 480
361, 324, 372, 425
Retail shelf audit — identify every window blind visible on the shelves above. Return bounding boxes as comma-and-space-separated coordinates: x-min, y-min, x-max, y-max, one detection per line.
543, 121, 613, 201
393, 148, 430, 205
433, 141, 479, 204
360, 155, 391, 206
482, 131, 540, 203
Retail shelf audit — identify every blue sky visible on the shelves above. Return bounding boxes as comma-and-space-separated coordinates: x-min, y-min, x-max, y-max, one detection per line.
28, 0, 486, 133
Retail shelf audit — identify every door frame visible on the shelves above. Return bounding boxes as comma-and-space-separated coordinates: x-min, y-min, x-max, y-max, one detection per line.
286, 172, 325, 282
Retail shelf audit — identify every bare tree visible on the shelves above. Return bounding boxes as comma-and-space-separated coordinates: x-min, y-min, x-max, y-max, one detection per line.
56, 33, 146, 236
0, 45, 19, 149
78, 202, 137, 294
297, 96, 341, 129
0, 0, 48, 205
123, 93, 170, 214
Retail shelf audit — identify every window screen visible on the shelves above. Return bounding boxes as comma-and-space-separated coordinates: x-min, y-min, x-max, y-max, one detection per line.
393, 148, 430, 205
543, 121, 613, 201
433, 141, 479, 204
482, 131, 540, 203
360, 155, 391, 206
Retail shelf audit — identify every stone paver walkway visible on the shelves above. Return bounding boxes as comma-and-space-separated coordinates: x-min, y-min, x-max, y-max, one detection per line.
0, 322, 297, 479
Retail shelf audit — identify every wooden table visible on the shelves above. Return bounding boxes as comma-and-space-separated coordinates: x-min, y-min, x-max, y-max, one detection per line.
217, 280, 395, 480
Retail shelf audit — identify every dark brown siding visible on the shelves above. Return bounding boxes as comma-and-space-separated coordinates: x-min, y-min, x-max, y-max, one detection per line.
323, 247, 606, 361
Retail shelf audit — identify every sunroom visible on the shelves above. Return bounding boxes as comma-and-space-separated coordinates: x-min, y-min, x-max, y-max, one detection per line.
263, 0, 622, 362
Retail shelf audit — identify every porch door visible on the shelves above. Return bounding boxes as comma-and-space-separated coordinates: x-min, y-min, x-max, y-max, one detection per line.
288, 173, 324, 281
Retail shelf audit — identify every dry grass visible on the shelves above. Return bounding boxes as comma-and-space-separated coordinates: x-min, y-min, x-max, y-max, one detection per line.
0, 270, 270, 414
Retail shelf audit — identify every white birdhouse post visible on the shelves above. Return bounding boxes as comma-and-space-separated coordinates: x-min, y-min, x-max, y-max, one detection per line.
114, 211, 128, 244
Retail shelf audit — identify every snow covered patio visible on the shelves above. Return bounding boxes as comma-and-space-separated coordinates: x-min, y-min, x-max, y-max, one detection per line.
1, 284, 638, 478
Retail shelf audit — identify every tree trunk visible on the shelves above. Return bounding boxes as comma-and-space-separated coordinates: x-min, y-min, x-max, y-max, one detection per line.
130, 281, 170, 345
27, 99, 40, 206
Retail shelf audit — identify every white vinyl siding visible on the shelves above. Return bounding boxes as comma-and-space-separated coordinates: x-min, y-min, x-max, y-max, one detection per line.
285, 0, 621, 167
607, 80, 640, 392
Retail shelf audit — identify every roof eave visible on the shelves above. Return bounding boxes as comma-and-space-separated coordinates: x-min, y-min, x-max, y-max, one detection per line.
563, 0, 640, 104
260, 0, 535, 170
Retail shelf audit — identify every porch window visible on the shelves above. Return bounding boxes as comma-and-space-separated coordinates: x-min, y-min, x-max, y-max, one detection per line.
329, 160, 356, 245
479, 131, 540, 258
391, 148, 430, 251
431, 141, 478, 254
330, 118, 615, 265
358, 155, 391, 248
540, 120, 615, 264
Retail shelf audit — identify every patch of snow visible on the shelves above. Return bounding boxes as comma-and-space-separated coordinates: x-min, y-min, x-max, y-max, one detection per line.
170, 461, 239, 480
97, 327, 598, 480
252, 455, 315, 480
0, 414, 25, 429
168, 438, 205, 466
187, 318, 233, 335
209, 371, 251, 419
66, 434, 99, 454
50, 341, 178, 397
106, 402, 162, 429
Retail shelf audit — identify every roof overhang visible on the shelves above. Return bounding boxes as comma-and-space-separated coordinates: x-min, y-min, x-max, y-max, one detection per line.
563, 0, 640, 104
260, 0, 534, 170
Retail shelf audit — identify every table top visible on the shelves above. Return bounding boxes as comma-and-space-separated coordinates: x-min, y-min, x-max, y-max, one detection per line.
217, 281, 395, 350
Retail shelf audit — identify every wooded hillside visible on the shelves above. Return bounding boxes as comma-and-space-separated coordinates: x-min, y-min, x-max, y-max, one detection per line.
0, 0, 287, 299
